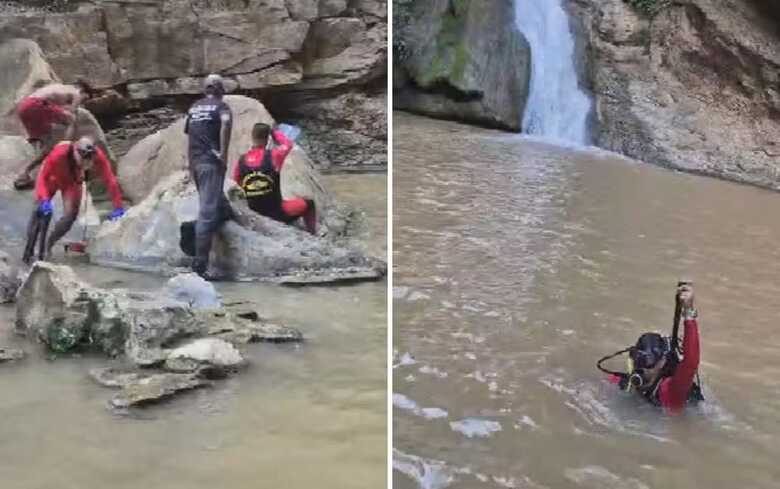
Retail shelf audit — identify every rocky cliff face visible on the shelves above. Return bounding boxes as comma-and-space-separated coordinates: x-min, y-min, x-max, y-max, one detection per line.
566, 0, 780, 189
0, 0, 387, 167
393, 0, 531, 131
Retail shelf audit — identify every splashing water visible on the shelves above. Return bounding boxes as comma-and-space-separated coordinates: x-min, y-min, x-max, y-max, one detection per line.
515, 0, 593, 144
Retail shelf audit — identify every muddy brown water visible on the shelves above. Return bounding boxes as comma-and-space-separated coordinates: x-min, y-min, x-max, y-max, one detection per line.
393, 112, 780, 489
0, 173, 386, 488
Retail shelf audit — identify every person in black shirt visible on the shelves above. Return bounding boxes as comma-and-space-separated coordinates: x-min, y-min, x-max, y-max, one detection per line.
184, 74, 234, 278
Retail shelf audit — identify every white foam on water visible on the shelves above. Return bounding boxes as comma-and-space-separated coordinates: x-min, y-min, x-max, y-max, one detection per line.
450, 418, 503, 438
393, 393, 450, 420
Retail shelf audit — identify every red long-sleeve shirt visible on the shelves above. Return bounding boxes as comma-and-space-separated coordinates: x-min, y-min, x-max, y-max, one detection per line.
35, 142, 123, 209
232, 129, 294, 183
658, 318, 700, 413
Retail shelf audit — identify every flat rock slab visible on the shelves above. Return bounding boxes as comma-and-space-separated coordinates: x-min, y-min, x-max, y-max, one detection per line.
109, 372, 210, 409
89, 367, 144, 388
0, 347, 25, 362
207, 315, 304, 344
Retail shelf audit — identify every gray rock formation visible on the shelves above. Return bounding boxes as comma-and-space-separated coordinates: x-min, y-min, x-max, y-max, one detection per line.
394, 0, 531, 131
90, 171, 385, 283
0, 38, 58, 136
566, 0, 780, 189
15, 262, 304, 362
109, 372, 210, 409
268, 90, 388, 168
0, 250, 21, 303
0, 1, 386, 96
0, 347, 24, 362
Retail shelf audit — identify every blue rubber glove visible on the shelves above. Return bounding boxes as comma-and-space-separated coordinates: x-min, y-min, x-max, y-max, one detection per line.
276, 123, 301, 142
108, 207, 125, 221
38, 199, 53, 216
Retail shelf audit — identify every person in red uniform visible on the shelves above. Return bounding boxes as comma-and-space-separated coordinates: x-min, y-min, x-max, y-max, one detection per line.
232, 123, 317, 234
598, 283, 702, 414
27, 137, 125, 261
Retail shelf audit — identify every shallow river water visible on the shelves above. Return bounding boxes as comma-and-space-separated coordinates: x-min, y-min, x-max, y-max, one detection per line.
393, 113, 780, 489
0, 173, 387, 489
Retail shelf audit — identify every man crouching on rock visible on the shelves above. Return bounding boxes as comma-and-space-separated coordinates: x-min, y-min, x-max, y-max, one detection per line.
24, 137, 125, 263
12, 80, 96, 190
233, 122, 316, 234
184, 74, 235, 279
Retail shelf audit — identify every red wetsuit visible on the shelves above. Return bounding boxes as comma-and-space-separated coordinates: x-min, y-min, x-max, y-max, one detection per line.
232, 130, 315, 232
17, 96, 70, 140
35, 142, 123, 210
609, 318, 700, 414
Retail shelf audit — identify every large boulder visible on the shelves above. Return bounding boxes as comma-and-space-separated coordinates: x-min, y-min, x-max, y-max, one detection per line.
15, 262, 303, 363
90, 171, 385, 283
394, 0, 531, 131
0, 38, 59, 136
117, 94, 361, 237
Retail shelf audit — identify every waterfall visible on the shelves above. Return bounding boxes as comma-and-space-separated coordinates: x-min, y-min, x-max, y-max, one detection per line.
514, 0, 593, 144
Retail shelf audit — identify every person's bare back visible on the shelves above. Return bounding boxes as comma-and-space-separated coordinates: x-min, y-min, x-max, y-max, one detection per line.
29, 83, 82, 112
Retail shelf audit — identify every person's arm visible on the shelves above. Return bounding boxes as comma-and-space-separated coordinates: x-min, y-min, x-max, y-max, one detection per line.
233, 154, 243, 184
93, 148, 124, 209
271, 128, 294, 172
34, 152, 57, 203
219, 105, 232, 166
659, 288, 700, 412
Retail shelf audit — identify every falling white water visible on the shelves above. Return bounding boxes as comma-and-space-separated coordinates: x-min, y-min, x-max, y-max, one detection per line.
515, 0, 593, 144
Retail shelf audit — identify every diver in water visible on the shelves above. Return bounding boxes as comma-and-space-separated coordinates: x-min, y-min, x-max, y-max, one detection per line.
598, 282, 703, 413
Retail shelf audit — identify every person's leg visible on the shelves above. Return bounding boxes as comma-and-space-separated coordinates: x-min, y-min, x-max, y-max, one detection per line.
193, 163, 226, 276
14, 124, 68, 188
22, 207, 41, 265
281, 198, 317, 234
46, 186, 82, 256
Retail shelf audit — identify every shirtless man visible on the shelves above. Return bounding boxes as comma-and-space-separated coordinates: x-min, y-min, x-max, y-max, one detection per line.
13, 79, 96, 189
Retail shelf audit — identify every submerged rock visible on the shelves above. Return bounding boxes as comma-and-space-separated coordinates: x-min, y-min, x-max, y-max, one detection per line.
164, 338, 244, 375
0, 250, 20, 303
165, 273, 221, 310
0, 347, 25, 362
15, 262, 303, 362
90, 172, 385, 283
109, 372, 210, 409
89, 367, 144, 388
208, 315, 304, 344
